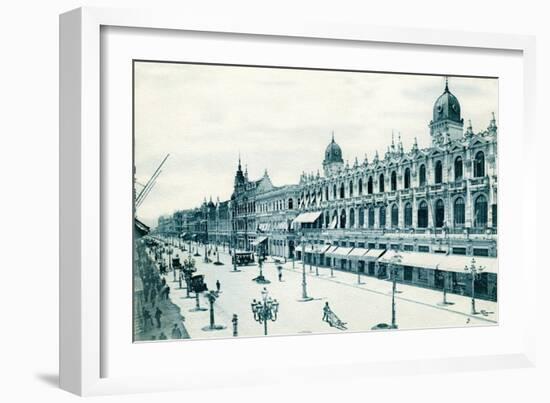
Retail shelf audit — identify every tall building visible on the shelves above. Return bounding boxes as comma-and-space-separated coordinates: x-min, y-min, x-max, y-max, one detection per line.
292, 80, 498, 301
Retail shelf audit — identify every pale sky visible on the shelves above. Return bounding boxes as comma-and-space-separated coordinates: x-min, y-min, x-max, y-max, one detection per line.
134, 61, 498, 227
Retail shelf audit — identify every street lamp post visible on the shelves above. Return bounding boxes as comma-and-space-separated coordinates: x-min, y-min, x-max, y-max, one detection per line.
464, 258, 484, 314
389, 250, 403, 329
251, 288, 279, 336
299, 232, 313, 302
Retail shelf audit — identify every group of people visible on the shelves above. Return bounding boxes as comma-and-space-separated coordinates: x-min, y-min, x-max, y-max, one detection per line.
136, 240, 186, 340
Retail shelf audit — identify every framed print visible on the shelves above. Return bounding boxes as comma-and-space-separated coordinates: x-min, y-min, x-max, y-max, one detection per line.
60, 7, 537, 396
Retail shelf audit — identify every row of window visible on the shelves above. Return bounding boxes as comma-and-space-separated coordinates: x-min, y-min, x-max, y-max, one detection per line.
300, 151, 487, 207
257, 197, 294, 213
319, 194, 490, 229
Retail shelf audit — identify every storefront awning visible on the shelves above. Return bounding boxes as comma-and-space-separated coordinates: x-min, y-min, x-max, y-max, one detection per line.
328, 217, 337, 229
326, 247, 353, 258
251, 236, 268, 246
379, 251, 440, 269
292, 211, 322, 224
312, 244, 331, 254
347, 248, 369, 259
363, 249, 386, 260
437, 255, 498, 274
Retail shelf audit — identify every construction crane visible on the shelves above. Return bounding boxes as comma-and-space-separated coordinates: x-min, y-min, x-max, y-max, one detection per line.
135, 154, 169, 210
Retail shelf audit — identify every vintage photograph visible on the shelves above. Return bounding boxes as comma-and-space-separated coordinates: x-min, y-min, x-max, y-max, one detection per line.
132, 61, 498, 342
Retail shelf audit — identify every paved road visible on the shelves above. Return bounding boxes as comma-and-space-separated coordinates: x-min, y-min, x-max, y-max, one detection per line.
162, 243, 497, 340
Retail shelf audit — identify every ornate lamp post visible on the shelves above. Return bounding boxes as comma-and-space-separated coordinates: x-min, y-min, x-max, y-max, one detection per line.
389, 250, 403, 329
464, 258, 484, 314
299, 232, 313, 302
251, 288, 279, 336
253, 244, 270, 283
201, 290, 226, 331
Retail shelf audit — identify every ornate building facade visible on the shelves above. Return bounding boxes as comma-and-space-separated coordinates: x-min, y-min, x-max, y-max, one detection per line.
155, 80, 498, 301
293, 81, 498, 300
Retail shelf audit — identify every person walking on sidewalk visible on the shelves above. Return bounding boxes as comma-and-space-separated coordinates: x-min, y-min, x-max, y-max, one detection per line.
171, 323, 182, 339
216, 280, 221, 293
154, 307, 163, 328
142, 307, 153, 329
322, 302, 330, 322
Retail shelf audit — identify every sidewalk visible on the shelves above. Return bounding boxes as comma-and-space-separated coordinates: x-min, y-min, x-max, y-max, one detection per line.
276, 257, 498, 323
134, 296, 190, 342
134, 245, 190, 341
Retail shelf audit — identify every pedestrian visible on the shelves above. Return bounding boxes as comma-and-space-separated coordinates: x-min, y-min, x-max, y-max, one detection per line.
216, 280, 221, 293
165, 285, 171, 300
159, 332, 168, 340
278, 271, 282, 282
232, 314, 238, 337
322, 302, 330, 322
171, 323, 182, 339
154, 307, 163, 328
142, 308, 153, 329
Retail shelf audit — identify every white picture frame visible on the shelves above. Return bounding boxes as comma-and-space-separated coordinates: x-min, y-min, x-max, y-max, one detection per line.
59, 7, 537, 396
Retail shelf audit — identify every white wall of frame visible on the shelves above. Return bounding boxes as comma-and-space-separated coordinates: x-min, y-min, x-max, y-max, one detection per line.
1, 0, 549, 402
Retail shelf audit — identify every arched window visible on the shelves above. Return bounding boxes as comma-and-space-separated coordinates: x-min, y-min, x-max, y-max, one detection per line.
391, 204, 399, 227
349, 180, 354, 197
435, 160, 443, 184
332, 210, 338, 228
368, 207, 375, 228
404, 168, 411, 189
474, 151, 485, 177
340, 183, 345, 199
379, 206, 386, 227
325, 187, 329, 200
418, 201, 428, 228
288, 198, 293, 210
391, 171, 397, 191
339, 209, 347, 229
404, 202, 412, 227
435, 199, 445, 228
325, 211, 330, 227
350, 208, 355, 227
474, 194, 488, 227
453, 197, 465, 226
419, 164, 426, 186
358, 178, 363, 195
333, 184, 337, 199
379, 174, 385, 193
367, 176, 373, 194
358, 207, 365, 227
454, 156, 463, 181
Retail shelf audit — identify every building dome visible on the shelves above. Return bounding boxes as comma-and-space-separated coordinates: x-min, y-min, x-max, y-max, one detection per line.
324, 134, 344, 165
433, 80, 461, 123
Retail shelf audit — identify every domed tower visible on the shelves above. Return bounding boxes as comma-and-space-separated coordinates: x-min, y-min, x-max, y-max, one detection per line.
429, 78, 464, 145
323, 133, 344, 176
